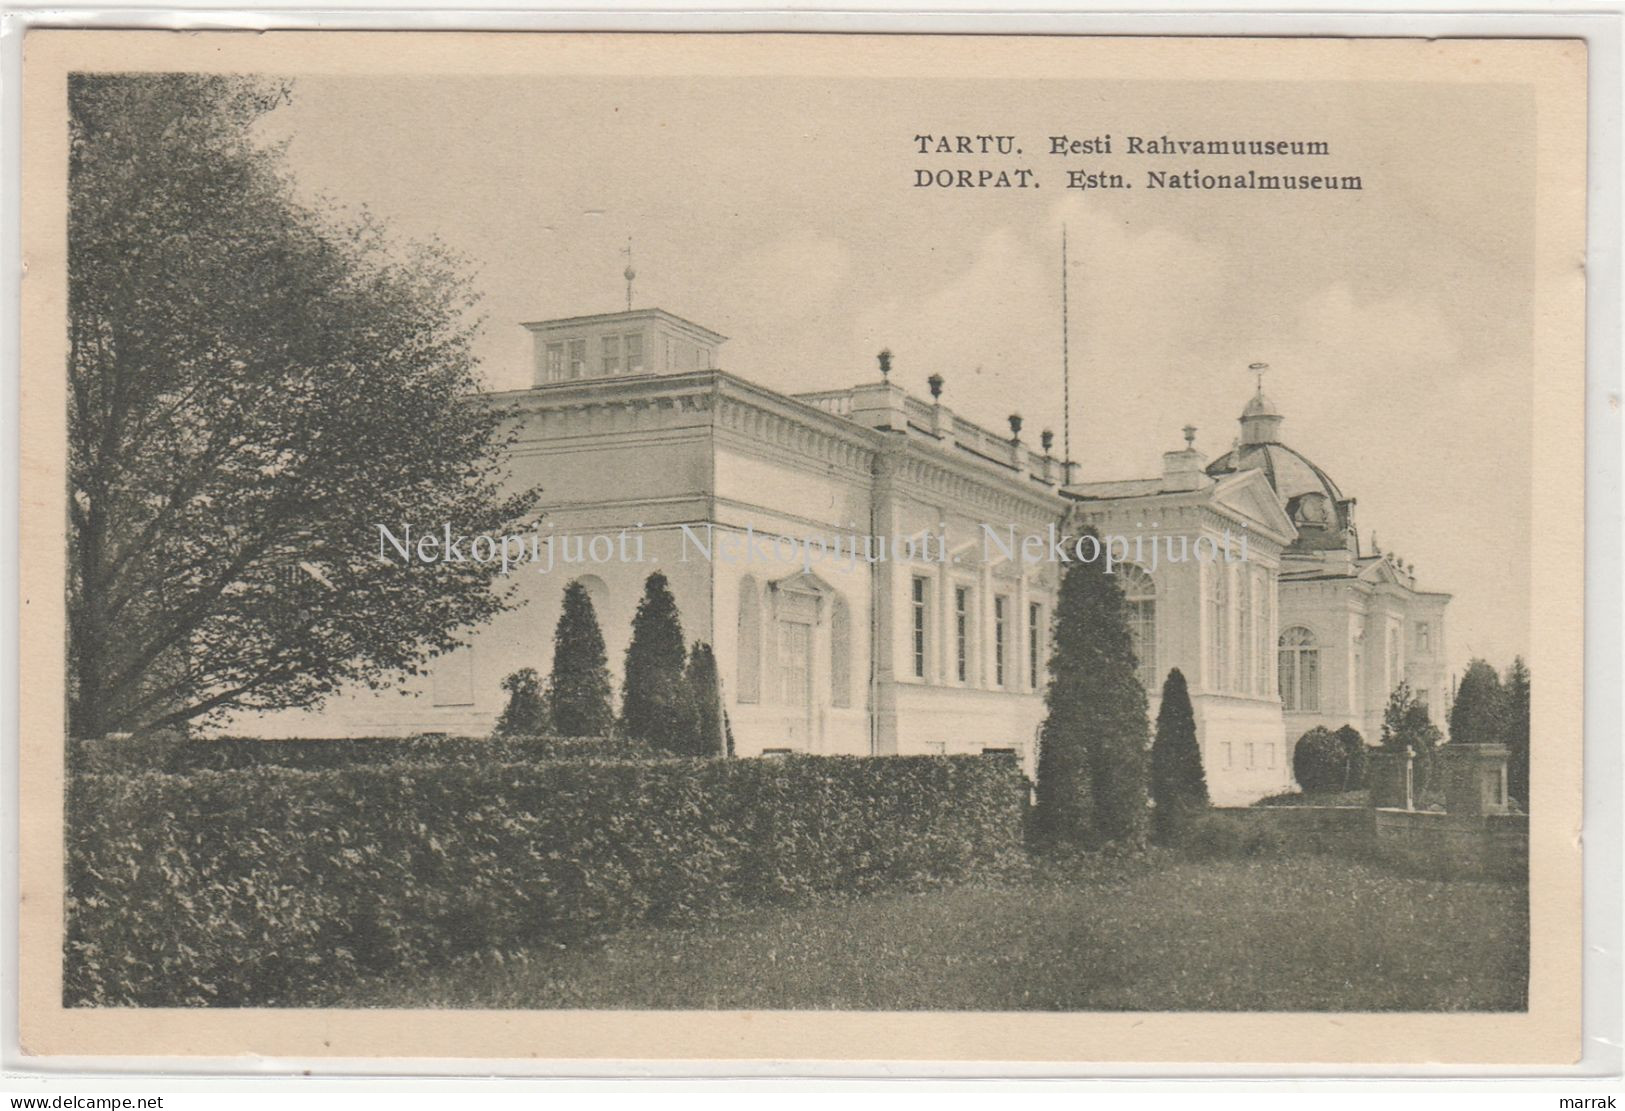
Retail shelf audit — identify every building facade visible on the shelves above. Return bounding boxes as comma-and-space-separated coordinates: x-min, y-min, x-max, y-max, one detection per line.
235, 307, 1451, 805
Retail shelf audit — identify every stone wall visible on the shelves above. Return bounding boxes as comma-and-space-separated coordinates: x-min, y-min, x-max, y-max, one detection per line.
1220, 804, 1528, 879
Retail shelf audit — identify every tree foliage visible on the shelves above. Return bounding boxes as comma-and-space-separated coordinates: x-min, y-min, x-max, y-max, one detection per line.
493, 668, 548, 738
67, 74, 535, 737
1150, 668, 1208, 841
1449, 658, 1507, 747
1503, 657, 1531, 805
685, 641, 727, 758
1334, 724, 1367, 790
547, 580, 614, 737
1381, 681, 1444, 793
1034, 529, 1151, 849
620, 571, 691, 751
1293, 727, 1347, 794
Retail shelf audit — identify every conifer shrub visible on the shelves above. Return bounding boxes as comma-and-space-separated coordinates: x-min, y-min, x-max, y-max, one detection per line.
620, 571, 695, 753
1034, 529, 1150, 849
548, 579, 615, 737
1150, 668, 1209, 843
1334, 724, 1367, 790
494, 667, 549, 738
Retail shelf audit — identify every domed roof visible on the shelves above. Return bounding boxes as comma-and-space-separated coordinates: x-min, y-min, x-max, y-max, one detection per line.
1206, 387, 1355, 552
1205, 440, 1345, 505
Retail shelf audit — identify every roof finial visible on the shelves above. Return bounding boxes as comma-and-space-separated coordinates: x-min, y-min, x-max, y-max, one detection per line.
1183, 424, 1197, 449
1249, 361, 1269, 394
622, 237, 637, 312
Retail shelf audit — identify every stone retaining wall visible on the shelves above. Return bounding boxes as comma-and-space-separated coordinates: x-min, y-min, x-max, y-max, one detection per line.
1219, 804, 1528, 879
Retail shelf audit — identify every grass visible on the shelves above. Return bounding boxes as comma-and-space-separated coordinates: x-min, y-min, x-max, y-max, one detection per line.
333, 851, 1527, 1012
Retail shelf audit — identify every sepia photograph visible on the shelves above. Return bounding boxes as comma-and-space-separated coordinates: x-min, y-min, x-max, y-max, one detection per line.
15, 30, 1589, 1065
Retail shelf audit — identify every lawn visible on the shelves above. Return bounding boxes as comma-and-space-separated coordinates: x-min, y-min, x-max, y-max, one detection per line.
334, 852, 1527, 1012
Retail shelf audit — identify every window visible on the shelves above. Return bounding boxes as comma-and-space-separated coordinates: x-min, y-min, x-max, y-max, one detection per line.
1256, 572, 1272, 696
1207, 562, 1227, 692
737, 577, 761, 703
601, 334, 621, 375
567, 339, 586, 379
1416, 688, 1429, 710
1028, 602, 1043, 691
1388, 629, 1400, 690
1279, 626, 1320, 712
955, 586, 971, 683
1121, 564, 1157, 694
779, 621, 811, 707
830, 595, 852, 708
545, 343, 564, 381
1223, 742, 1233, 769
911, 576, 929, 679
1416, 621, 1431, 653
1245, 742, 1255, 769
1237, 569, 1252, 693
624, 332, 645, 372
994, 596, 1008, 687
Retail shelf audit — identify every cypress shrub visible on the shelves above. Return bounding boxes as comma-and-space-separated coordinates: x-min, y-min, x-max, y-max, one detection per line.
494, 667, 549, 738
685, 641, 727, 757
548, 579, 615, 737
620, 571, 693, 753
1034, 530, 1150, 849
1150, 668, 1208, 842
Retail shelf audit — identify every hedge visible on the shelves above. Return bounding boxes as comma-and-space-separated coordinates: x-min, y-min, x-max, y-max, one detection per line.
69, 733, 664, 776
65, 753, 1027, 1007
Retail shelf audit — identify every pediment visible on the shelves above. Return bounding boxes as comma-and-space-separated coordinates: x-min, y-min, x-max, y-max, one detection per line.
1210, 470, 1296, 543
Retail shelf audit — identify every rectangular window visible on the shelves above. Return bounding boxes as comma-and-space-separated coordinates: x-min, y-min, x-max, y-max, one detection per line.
567, 339, 587, 379
955, 586, 971, 683
545, 343, 564, 380
1416, 622, 1431, 652
994, 596, 1008, 687
601, 334, 621, 375
1028, 602, 1042, 691
911, 576, 928, 679
1223, 742, 1233, 769
1245, 742, 1255, 769
624, 332, 644, 372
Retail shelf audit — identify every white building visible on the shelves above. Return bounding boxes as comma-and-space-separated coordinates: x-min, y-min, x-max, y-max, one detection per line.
238, 307, 1451, 805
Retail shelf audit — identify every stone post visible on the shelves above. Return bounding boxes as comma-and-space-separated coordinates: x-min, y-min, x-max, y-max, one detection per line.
1368, 746, 1414, 810
1441, 743, 1511, 816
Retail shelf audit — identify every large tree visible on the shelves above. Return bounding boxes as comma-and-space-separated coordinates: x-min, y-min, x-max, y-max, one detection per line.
547, 580, 614, 737
1449, 658, 1507, 747
67, 75, 534, 737
1503, 657, 1531, 806
1034, 529, 1151, 848
1150, 668, 1207, 842
620, 571, 692, 751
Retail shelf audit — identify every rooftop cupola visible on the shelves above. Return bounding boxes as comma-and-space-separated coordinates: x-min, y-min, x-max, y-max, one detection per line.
1239, 362, 1284, 445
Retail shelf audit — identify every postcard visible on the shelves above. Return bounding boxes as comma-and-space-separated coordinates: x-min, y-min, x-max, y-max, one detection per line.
16, 30, 1587, 1066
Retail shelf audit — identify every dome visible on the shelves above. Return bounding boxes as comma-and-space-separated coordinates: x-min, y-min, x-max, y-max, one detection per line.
1207, 388, 1355, 553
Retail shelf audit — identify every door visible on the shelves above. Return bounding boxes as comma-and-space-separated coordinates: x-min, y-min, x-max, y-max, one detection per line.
778, 620, 812, 747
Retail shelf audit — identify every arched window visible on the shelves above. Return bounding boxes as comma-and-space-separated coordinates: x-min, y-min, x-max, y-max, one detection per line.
1121, 564, 1156, 694
737, 576, 761, 703
830, 594, 852, 708
1278, 626, 1320, 712
1254, 569, 1271, 696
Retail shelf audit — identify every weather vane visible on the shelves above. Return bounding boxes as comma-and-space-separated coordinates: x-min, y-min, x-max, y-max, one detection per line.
622, 237, 636, 312
1249, 361, 1269, 393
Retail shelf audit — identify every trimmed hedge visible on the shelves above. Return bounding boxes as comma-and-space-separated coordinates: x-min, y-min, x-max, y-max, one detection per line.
65, 754, 1026, 1007
69, 733, 663, 776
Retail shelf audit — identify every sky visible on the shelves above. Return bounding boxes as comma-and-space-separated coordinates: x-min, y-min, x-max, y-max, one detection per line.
264, 72, 1535, 683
